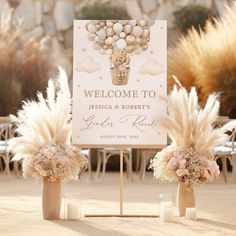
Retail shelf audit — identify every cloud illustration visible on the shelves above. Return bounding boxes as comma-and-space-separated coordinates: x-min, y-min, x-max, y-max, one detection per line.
76, 56, 101, 73
139, 59, 164, 76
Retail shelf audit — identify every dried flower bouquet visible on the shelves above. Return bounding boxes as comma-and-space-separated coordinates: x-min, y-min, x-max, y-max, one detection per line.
150, 82, 226, 186
9, 68, 88, 219
150, 81, 227, 216
10, 68, 88, 181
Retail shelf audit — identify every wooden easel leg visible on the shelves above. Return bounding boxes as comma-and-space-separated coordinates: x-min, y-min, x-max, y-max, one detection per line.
95, 152, 102, 179
222, 156, 227, 182
120, 149, 124, 215
84, 148, 160, 218
88, 154, 93, 180
101, 151, 107, 178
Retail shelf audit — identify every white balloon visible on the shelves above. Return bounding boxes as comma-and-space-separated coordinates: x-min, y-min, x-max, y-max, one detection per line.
113, 23, 123, 34
95, 36, 99, 41
129, 20, 137, 26
132, 26, 143, 37
116, 39, 127, 50
107, 37, 113, 44
119, 32, 126, 38
87, 23, 97, 33
97, 29, 106, 40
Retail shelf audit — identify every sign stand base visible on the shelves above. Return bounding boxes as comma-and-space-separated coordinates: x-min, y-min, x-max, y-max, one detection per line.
84, 149, 160, 218
84, 214, 159, 218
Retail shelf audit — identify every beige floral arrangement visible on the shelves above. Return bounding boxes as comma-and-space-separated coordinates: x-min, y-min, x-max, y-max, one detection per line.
10, 68, 88, 182
150, 80, 227, 186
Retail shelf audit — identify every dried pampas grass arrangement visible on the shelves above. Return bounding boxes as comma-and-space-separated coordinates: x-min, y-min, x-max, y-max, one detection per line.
150, 79, 232, 217
10, 68, 88, 182
160, 85, 226, 156
150, 80, 227, 185
168, 1, 236, 117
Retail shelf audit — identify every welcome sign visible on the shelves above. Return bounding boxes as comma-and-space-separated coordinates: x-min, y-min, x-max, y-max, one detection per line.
72, 20, 167, 148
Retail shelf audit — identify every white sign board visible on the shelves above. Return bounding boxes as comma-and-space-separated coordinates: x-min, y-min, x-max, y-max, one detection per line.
72, 20, 167, 148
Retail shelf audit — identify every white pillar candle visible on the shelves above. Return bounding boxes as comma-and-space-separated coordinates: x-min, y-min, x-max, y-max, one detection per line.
186, 208, 197, 220
67, 203, 78, 220
160, 207, 174, 222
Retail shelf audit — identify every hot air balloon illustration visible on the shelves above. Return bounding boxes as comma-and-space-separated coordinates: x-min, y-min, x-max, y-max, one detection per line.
85, 20, 155, 85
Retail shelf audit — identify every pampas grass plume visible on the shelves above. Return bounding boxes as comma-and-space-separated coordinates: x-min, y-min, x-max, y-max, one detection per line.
10, 67, 72, 161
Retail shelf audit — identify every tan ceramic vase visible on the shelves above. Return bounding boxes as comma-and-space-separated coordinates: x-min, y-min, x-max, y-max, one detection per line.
177, 182, 195, 217
42, 177, 61, 220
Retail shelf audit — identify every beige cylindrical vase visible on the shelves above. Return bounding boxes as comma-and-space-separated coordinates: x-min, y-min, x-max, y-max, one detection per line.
42, 177, 61, 220
177, 182, 195, 217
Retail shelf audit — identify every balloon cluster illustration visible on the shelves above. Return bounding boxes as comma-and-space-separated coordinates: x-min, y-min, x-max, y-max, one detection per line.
85, 20, 155, 85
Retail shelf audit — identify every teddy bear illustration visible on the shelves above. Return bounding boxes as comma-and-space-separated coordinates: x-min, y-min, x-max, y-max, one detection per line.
110, 50, 130, 85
